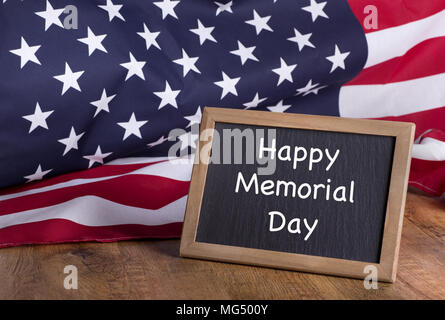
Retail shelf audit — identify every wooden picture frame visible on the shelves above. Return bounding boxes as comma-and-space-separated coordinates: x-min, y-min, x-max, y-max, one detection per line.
180, 107, 415, 283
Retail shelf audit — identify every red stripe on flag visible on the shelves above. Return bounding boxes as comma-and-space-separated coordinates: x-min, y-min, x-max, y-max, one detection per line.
377, 106, 445, 139
409, 158, 445, 196
348, 0, 445, 33
417, 129, 445, 142
0, 175, 190, 215
0, 219, 183, 248
346, 37, 445, 85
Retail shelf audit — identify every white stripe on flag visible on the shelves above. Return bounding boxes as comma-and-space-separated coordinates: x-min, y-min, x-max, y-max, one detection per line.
412, 137, 445, 161
339, 73, 445, 118
106, 156, 170, 165
0, 157, 193, 201
364, 9, 445, 68
106, 155, 195, 165
0, 195, 187, 229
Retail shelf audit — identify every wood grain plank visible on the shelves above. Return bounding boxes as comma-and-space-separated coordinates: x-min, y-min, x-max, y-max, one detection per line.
0, 192, 443, 300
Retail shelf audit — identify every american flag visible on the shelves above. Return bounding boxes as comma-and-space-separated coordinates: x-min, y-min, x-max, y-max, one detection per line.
0, 0, 444, 247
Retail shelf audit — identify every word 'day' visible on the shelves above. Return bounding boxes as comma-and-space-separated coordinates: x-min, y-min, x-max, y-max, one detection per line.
268, 211, 318, 241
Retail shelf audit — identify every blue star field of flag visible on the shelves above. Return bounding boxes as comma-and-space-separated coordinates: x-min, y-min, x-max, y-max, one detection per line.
0, 0, 367, 188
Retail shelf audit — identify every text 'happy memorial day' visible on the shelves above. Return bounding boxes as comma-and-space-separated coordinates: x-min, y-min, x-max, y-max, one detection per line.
234, 138, 355, 241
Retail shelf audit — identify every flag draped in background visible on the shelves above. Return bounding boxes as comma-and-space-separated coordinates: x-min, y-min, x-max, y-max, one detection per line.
0, 0, 444, 247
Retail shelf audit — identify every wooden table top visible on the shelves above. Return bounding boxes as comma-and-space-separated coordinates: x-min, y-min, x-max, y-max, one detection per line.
0, 191, 444, 300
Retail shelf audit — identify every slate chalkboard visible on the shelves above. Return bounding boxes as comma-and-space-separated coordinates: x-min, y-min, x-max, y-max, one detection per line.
195, 122, 395, 263
180, 108, 414, 281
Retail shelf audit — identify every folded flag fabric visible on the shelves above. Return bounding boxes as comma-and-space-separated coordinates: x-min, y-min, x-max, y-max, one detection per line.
0, 0, 444, 247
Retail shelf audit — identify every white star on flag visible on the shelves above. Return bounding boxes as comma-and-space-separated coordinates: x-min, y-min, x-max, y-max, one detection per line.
306, 84, 327, 95
190, 19, 217, 45
326, 44, 350, 73
184, 107, 202, 128
137, 23, 161, 50
173, 49, 200, 77
153, 0, 180, 20
154, 81, 181, 109
214, 72, 240, 99
98, 0, 125, 22
267, 100, 292, 113
83, 146, 113, 168
90, 89, 116, 117
53, 63, 85, 95
58, 127, 85, 156
22, 102, 54, 133
117, 113, 148, 140
296, 80, 327, 96
296, 79, 317, 95
147, 136, 168, 148
215, 1, 233, 16
10, 37, 41, 69
272, 58, 297, 86
78, 27, 108, 56
230, 41, 259, 65
120, 52, 146, 81
35, 0, 64, 31
245, 9, 273, 35
24, 165, 52, 183
243, 93, 267, 109
302, 0, 329, 22
287, 28, 315, 51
